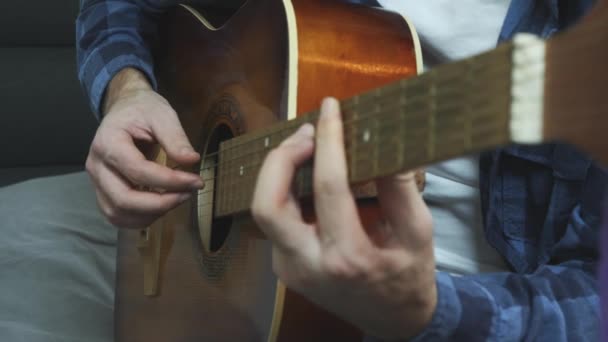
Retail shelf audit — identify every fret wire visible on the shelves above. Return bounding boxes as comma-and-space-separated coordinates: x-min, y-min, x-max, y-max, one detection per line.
203, 76, 512, 175
214, 108, 508, 215
213, 26, 608, 214
355, 96, 505, 172
217, 49, 512, 158
348, 100, 358, 181
207, 89, 510, 199
214, 88, 512, 211
213, 96, 508, 212
211, 60, 510, 168
223, 145, 229, 214
215, 150, 222, 214
351, 111, 508, 182
214, 46, 515, 215
217, 148, 225, 214
213, 87, 502, 175
371, 107, 380, 179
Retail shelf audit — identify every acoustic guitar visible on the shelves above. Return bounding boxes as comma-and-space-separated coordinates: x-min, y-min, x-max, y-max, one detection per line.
115, 0, 607, 341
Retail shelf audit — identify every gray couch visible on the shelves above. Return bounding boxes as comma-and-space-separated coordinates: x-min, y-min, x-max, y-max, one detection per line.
0, 1, 98, 187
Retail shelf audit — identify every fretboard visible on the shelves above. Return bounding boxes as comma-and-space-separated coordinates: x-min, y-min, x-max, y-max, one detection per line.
213, 43, 516, 218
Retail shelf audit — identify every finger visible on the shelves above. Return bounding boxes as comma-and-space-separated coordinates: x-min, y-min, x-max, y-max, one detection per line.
94, 164, 191, 224
376, 172, 432, 248
93, 187, 160, 229
147, 103, 200, 165
251, 124, 317, 255
313, 98, 368, 247
99, 131, 203, 191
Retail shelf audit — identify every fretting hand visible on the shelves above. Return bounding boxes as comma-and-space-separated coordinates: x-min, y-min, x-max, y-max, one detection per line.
251, 97, 437, 339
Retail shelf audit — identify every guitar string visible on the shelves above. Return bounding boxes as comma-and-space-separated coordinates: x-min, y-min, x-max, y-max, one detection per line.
191, 67, 511, 173
163, 52, 510, 172
192, 60, 512, 170
190, 23, 606, 170
192, 102, 508, 187
210, 107, 608, 212
173, 28, 603, 209
193, 95, 510, 175
168, 18, 604, 174
195, 30, 599, 212
193, 108, 508, 210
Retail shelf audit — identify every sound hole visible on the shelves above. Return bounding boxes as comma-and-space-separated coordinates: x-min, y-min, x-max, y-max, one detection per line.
196, 123, 234, 254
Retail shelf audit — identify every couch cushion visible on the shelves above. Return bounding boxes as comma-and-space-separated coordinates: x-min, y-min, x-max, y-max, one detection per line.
0, 166, 84, 188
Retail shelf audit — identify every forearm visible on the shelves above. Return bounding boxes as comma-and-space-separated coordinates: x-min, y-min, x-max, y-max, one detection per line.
412, 262, 598, 341
102, 67, 152, 114
76, 0, 172, 117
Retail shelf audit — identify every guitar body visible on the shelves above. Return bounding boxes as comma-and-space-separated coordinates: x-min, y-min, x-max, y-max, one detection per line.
115, 1, 420, 341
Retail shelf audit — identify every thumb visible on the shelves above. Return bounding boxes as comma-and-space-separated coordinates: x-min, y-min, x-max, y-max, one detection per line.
376, 172, 432, 249
150, 105, 200, 165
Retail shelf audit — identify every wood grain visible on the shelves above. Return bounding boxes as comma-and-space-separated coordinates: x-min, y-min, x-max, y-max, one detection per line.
544, 1, 608, 163
114, 1, 419, 341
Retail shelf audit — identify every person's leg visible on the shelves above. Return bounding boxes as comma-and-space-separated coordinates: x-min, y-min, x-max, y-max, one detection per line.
0, 172, 116, 342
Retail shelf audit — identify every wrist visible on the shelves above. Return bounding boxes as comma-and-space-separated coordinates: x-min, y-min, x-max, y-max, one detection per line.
384, 266, 438, 340
405, 255, 438, 338
102, 67, 153, 115
397, 284, 437, 340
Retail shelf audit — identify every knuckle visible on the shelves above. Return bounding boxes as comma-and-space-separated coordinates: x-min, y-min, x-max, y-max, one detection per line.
101, 147, 119, 169
158, 196, 180, 213
383, 257, 406, 276
317, 120, 341, 143
103, 206, 122, 226
90, 136, 105, 154
85, 157, 95, 175
314, 176, 347, 198
158, 101, 176, 115
128, 100, 147, 116
265, 148, 284, 164
251, 202, 275, 227
111, 194, 131, 212
251, 195, 281, 226
323, 253, 368, 281
250, 203, 263, 221
124, 164, 145, 184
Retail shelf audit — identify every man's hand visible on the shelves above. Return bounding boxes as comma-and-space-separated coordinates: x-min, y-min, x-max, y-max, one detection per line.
86, 68, 203, 229
251, 98, 437, 339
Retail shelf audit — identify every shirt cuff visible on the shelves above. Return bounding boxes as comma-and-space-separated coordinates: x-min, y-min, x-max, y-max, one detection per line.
409, 272, 463, 341
78, 41, 157, 118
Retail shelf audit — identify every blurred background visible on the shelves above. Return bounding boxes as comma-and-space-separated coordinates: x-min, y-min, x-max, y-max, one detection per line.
0, 1, 97, 187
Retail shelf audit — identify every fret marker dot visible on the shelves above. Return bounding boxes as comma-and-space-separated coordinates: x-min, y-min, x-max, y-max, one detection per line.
239, 166, 244, 176
363, 130, 371, 143
264, 137, 270, 147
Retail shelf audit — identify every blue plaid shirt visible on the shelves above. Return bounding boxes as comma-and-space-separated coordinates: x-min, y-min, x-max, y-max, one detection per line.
76, 0, 606, 340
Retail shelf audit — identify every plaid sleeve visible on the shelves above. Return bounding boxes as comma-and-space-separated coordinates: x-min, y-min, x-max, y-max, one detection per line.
413, 206, 599, 341
76, 0, 177, 117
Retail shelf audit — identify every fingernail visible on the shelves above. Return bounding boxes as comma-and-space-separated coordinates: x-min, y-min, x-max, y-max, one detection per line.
320, 97, 339, 120
296, 123, 315, 138
283, 123, 315, 147
178, 193, 191, 202
181, 147, 197, 156
194, 178, 205, 189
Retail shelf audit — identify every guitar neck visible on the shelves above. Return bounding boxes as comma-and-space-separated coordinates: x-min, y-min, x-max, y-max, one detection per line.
214, 36, 545, 218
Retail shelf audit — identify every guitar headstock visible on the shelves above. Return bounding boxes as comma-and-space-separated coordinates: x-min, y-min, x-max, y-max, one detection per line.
543, 1, 608, 163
